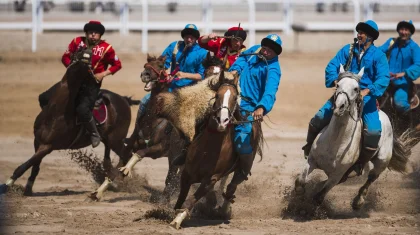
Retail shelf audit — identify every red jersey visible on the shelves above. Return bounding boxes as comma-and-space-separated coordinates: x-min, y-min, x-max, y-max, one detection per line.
198, 37, 246, 70
62, 37, 122, 75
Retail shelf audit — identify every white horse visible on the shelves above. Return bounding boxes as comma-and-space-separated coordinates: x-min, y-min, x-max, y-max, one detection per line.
295, 65, 410, 210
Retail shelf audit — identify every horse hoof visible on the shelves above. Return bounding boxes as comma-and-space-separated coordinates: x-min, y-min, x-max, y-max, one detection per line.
85, 192, 100, 202
169, 220, 182, 230
352, 196, 364, 210
0, 184, 8, 195
295, 186, 305, 195
23, 189, 33, 196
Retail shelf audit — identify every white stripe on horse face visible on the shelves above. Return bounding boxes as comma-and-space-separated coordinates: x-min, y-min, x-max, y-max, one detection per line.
220, 89, 231, 126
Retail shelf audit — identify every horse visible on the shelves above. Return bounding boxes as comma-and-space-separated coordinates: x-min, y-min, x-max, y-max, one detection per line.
0, 48, 135, 196
294, 65, 410, 210
88, 55, 186, 202
378, 81, 420, 146
169, 71, 264, 229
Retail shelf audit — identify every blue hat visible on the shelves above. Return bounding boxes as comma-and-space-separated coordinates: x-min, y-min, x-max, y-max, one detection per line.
356, 20, 379, 40
397, 20, 415, 34
261, 34, 282, 55
181, 24, 200, 39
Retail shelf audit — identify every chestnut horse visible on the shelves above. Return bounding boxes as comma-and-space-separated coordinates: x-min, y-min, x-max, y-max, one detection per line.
170, 71, 264, 229
0, 48, 134, 196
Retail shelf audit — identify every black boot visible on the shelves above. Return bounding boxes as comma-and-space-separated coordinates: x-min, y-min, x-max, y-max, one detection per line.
85, 118, 101, 148
237, 153, 254, 181
340, 146, 377, 183
301, 123, 320, 158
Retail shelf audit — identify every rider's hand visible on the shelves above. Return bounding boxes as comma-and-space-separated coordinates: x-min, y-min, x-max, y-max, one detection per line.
94, 72, 107, 83
361, 88, 370, 98
209, 33, 218, 40
252, 107, 264, 122
390, 72, 405, 80
175, 71, 185, 79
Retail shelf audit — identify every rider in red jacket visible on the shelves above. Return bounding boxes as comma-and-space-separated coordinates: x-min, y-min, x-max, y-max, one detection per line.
39, 20, 122, 148
198, 26, 247, 70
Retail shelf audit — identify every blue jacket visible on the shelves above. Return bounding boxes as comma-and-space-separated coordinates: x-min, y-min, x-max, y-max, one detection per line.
378, 38, 420, 86
325, 43, 390, 98
229, 45, 281, 115
161, 41, 208, 90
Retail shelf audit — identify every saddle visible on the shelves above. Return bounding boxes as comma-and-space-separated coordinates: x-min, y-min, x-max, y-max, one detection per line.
385, 80, 419, 111
93, 93, 108, 125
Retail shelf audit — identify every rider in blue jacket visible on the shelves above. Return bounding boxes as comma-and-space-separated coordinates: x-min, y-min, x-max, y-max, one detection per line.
227, 34, 282, 188
137, 24, 208, 119
302, 20, 390, 177
378, 20, 420, 114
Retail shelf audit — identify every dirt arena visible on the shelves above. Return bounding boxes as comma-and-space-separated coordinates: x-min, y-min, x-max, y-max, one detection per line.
0, 31, 419, 234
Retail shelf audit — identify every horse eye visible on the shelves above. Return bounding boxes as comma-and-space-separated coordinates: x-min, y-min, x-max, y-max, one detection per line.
336, 85, 340, 88
354, 88, 358, 92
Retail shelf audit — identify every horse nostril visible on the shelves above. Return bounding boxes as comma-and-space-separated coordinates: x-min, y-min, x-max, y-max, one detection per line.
223, 118, 229, 123
340, 104, 345, 109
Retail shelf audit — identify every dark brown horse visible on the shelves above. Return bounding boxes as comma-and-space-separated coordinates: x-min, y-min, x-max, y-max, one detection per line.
0, 48, 135, 196
169, 71, 264, 229
378, 81, 420, 147
89, 55, 187, 202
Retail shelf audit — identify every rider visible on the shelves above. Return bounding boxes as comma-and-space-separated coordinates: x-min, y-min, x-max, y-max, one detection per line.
136, 24, 208, 124
39, 20, 122, 148
198, 26, 247, 70
378, 20, 420, 114
302, 20, 390, 177
227, 34, 282, 188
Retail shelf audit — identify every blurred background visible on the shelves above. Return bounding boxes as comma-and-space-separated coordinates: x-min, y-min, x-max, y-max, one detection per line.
0, 0, 420, 53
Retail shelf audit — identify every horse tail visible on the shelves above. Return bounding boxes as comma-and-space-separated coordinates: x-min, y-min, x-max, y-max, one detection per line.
253, 121, 265, 162
388, 129, 418, 173
123, 96, 141, 106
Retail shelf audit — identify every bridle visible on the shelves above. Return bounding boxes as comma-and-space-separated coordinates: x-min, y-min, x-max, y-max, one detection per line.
212, 83, 239, 126
332, 75, 363, 122
143, 63, 169, 83
67, 48, 96, 80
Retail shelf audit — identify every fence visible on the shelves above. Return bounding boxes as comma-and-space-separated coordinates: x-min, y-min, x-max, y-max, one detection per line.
0, 0, 419, 52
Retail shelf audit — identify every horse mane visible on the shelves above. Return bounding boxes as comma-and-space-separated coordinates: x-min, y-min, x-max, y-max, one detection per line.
202, 54, 223, 69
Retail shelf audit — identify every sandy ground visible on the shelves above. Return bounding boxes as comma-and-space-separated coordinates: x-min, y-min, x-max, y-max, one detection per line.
0, 32, 419, 234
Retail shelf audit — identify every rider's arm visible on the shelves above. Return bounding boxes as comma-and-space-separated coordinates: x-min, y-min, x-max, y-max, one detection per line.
368, 52, 390, 98
404, 43, 420, 81
325, 44, 350, 88
256, 64, 281, 115
198, 36, 222, 53
61, 38, 78, 68
103, 46, 122, 75
377, 38, 393, 54
229, 45, 258, 75
178, 51, 206, 81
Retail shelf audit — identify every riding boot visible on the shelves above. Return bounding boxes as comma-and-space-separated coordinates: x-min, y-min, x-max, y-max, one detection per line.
171, 149, 187, 166
236, 153, 254, 182
340, 146, 377, 183
301, 123, 320, 157
84, 118, 101, 148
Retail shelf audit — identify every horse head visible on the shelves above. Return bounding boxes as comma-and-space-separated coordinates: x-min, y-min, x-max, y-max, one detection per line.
333, 64, 364, 117
141, 54, 168, 92
203, 51, 223, 77
210, 70, 240, 132
66, 47, 96, 87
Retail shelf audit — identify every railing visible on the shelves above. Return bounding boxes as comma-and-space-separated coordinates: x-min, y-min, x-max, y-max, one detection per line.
0, 0, 419, 52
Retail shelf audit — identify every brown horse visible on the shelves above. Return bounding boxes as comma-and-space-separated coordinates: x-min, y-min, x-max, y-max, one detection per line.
169, 71, 264, 229
88, 55, 186, 202
0, 48, 134, 196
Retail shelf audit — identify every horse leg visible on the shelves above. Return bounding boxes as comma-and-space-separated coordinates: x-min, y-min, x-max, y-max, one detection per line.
295, 162, 315, 196
0, 144, 52, 195
171, 176, 217, 229
352, 158, 387, 210
103, 145, 112, 174
313, 170, 346, 206
161, 163, 179, 204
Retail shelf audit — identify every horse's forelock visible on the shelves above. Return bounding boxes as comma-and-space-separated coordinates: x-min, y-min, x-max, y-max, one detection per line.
338, 71, 361, 83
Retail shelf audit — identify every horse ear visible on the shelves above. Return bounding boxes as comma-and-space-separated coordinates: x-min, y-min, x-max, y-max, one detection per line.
159, 55, 166, 62
339, 64, 345, 74
147, 53, 153, 63
206, 51, 211, 61
357, 67, 365, 78
219, 70, 226, 84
